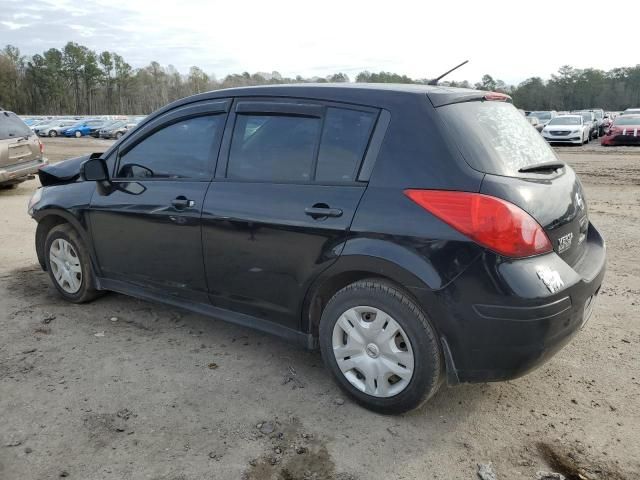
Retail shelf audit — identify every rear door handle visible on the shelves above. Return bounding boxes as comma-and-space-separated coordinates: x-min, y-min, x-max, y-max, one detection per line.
304, 206, 343, 219
171, 196, 194, 210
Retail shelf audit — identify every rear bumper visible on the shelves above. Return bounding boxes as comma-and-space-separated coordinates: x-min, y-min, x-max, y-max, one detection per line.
0, 158, 48, 184
411, 222, 606, 383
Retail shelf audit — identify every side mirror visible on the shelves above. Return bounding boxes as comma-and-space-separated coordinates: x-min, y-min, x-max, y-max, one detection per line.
81, 157, 109, 182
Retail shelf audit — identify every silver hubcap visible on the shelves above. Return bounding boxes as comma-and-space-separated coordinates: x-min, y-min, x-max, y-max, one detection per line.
332, 306, 415, 398
49, 238, 82, 294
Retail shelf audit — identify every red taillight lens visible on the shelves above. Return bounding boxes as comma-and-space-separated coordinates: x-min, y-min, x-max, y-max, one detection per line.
404, 190, 552, 258
38, 139, 44, 154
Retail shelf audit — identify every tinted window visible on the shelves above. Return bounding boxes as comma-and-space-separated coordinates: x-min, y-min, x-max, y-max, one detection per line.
438, 101, 558, 177
228, 114, 321, 182
0, 112, 32, 140
316, 108, 375, 182
117, 115, 224, 179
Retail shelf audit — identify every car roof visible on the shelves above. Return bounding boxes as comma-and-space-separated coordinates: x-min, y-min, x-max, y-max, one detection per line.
160, 83, 490, 110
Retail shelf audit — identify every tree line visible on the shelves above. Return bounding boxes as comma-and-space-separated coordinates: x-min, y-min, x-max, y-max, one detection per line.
1, 42, 639, 115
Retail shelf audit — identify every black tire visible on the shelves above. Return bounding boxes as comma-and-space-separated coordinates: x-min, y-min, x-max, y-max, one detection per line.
115, 131, 123, 139
319, 279, 442, 414
44, 224, 101, 303
49, 130, 57, 137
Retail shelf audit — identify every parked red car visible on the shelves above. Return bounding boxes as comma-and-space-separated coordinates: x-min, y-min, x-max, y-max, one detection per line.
601, 115, 640, 146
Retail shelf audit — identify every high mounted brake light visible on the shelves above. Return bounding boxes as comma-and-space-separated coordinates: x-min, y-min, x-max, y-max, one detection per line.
484, 92, 511, 102
404, 190, 552, 258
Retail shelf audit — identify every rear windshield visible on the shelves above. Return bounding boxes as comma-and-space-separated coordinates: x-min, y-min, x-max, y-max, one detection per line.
438, 100, 558, 176
0, 112, 32, 141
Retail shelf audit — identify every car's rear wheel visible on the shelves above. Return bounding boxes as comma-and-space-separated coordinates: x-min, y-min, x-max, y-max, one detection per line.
44, 224, 100, 303
319, 279, 442, 414
74, 130, 82, 138
49, 130, 57, 137
115, 131, 123, 139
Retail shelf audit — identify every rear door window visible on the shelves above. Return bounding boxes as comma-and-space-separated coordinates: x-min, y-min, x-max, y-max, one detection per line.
228, 114, 321, 182
438, 101, 558, 176
0, 112, 32, 140
316, 108, 375, 182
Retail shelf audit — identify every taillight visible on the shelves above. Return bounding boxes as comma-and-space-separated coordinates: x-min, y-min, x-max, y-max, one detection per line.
38, 139, 44, 154
404, 190, 552, 258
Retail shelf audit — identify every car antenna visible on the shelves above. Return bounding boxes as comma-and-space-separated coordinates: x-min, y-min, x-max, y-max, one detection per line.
428, 60, 469, 86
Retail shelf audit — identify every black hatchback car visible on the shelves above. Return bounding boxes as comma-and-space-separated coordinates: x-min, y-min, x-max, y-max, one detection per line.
29, 84, 606, 413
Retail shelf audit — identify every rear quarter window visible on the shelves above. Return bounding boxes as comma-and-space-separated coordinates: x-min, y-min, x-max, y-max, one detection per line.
438, 101, 558, 176
0, 112, 32, 141
316, 108, 375, 182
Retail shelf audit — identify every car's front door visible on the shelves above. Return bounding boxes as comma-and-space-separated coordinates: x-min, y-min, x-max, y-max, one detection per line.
89, 100, 229, 302
202, 99, 379, 329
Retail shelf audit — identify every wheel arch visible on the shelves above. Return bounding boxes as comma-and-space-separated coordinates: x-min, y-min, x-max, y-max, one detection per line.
34, 209, 95, 272
301, 250, 439, 340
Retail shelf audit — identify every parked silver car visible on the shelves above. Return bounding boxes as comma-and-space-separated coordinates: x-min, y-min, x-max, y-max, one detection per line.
35, 119, 77, 137
0, 110, 48, 187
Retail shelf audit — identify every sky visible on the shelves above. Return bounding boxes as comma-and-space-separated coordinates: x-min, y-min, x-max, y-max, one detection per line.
1, 0, 637, 85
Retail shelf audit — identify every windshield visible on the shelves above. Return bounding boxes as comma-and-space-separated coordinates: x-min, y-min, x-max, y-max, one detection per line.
530, 111, 552, 121
0, 112, 33, 140
614, 116, 640, 126
438, 100, 558, 177
548, 117, 581, 126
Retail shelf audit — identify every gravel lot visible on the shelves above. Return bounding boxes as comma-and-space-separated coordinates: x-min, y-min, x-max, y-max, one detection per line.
1, 138, 638, 479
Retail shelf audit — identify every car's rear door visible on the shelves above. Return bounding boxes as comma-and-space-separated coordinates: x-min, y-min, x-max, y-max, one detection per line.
89, 100, 229, 302
202, 98, 379, 329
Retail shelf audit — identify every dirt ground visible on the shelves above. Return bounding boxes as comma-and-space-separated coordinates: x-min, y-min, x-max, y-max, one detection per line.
0, 138, 638, 480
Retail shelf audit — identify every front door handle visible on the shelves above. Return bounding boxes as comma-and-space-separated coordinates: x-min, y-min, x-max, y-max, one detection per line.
171, 196, 194, 210
304, 205, 343, 219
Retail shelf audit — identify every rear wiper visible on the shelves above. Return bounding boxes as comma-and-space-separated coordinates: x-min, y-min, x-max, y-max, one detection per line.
518, 161, 565, 173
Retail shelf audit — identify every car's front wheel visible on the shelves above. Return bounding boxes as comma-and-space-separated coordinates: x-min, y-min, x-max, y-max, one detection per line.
44, 224, 100, 303
74, 130, 82, 138
319, 279, 442, 414
49, 130, 57, 137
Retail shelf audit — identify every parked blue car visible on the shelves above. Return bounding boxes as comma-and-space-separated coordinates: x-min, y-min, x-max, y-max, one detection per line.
63, 120, 105, 137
